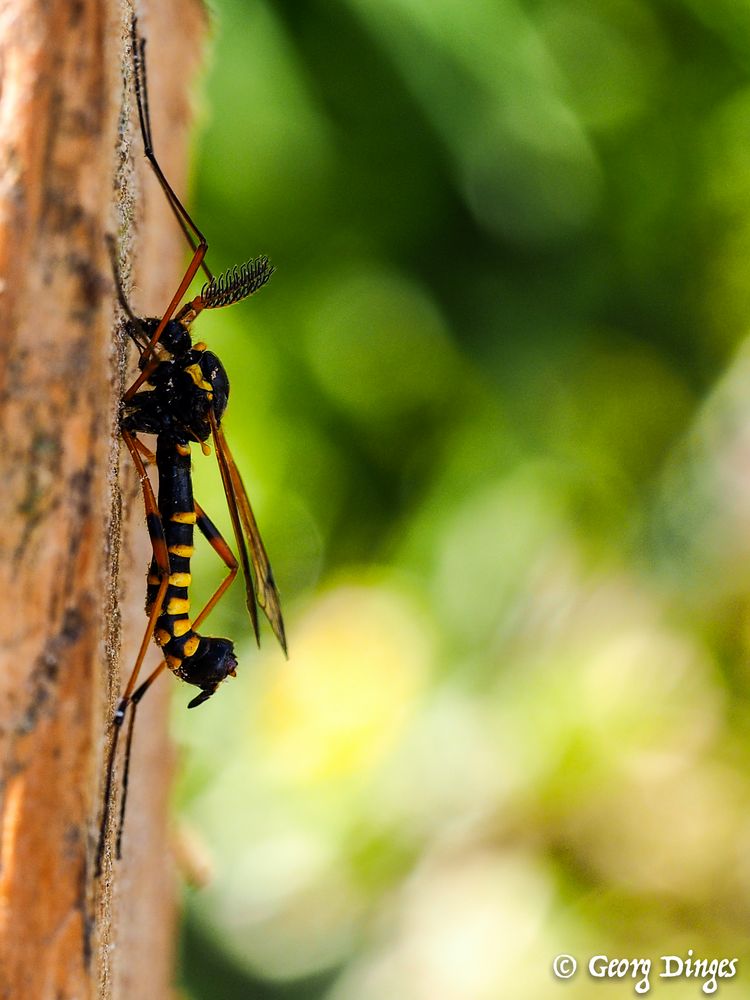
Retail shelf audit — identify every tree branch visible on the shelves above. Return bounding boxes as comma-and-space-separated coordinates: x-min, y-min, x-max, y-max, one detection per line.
0, 1, 206, 996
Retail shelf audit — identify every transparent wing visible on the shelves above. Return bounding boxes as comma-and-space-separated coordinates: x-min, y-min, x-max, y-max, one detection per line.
209, 409, 287, 655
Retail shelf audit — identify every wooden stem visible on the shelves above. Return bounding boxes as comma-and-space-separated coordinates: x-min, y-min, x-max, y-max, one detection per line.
0, 1, 205, 996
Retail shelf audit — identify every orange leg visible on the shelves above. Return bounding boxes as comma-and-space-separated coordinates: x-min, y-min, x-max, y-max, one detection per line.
119, 431, 170, 702
122, 240, 207, 401
113, 503, 240, 857
96, 431, 171, 875
192, 501, 239, 630
132, 435, 156, 465
113, 505, 240, 859
124, 19, 215, 400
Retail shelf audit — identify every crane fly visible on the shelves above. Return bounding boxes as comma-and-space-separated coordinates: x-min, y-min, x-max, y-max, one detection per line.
96, 17, 286, 875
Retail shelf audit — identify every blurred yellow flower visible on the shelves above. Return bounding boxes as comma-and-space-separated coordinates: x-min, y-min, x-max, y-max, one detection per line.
259, 582, 432, 783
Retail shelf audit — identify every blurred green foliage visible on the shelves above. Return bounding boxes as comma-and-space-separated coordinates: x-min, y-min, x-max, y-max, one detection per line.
166, 0, 750, 996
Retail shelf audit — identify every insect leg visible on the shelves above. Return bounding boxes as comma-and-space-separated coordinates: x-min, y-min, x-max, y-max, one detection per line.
131, 435, 156, 466
96, 431, 171, 874
122, 240, 208, 400
115, 660, 168, 858
191, 501, 239, 631
120, 431, 171, 701
130, 18, 213, 282
124, 21, 213, 399
113, 498, 241, 857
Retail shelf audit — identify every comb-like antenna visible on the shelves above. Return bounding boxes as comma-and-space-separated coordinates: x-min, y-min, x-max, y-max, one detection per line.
199, 257, 275, 310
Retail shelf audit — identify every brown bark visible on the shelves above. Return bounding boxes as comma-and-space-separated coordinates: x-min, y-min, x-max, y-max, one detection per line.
0, 1, 205, 996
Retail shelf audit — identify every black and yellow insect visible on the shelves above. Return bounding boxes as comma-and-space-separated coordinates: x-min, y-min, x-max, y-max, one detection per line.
97, 19, 286, 872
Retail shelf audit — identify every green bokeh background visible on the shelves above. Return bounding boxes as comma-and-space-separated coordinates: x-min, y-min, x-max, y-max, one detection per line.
170, 1, 750, 996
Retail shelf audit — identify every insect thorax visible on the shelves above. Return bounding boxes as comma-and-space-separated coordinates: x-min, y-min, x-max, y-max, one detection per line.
121, 347, 230, 443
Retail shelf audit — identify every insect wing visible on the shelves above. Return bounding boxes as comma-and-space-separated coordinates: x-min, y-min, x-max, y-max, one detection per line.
210, 411, 287, 654
209, 410, 260, 644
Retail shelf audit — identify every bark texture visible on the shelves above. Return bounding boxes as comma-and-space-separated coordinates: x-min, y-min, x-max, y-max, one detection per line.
0, 1, 205, 996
